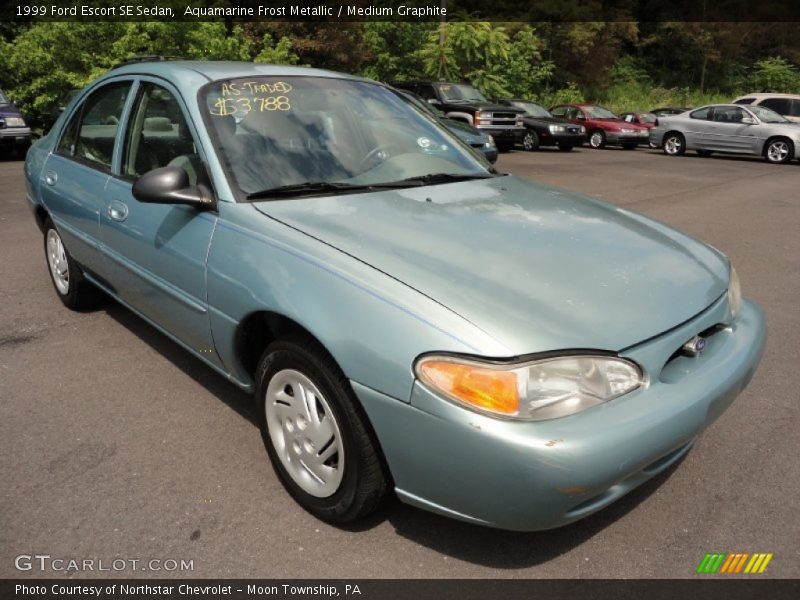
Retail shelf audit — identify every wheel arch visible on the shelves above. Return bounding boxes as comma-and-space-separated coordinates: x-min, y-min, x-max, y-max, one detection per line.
762, 135, 794, 157
33, 204, 50, 233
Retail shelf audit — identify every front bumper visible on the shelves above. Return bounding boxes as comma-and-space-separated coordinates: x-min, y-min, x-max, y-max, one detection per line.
355, 296, 765, 531
539, 131, 586, 147
0, 127, 32, 148
606, 130, 649, 146
479, 127, 524, 142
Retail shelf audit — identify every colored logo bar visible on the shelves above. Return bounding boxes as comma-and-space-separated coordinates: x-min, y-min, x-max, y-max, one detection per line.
696, 552, 773, 574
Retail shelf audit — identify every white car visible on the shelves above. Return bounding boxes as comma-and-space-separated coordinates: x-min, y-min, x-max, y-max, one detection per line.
732, 93, 800, 123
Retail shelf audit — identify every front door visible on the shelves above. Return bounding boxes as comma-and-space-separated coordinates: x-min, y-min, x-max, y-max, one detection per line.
99, 80, 219, 360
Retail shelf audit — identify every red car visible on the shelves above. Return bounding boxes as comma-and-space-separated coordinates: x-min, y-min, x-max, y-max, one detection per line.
550, 104, 650, 149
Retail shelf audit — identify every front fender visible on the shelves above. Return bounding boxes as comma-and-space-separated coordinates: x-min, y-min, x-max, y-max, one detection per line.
206, 202, 508, 401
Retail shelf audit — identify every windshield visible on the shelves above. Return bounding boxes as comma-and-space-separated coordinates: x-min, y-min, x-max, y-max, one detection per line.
0, 89, 8, 104
511, 101, 551, 117
749, 105, 789, 123
437, 83, 488, 103
583, 105, 618, 119
638, 113, 657, 123
202, 77, 492, 197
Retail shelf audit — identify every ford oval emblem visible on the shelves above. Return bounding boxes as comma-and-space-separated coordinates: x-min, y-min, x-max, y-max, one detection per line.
682, 336, 707, 357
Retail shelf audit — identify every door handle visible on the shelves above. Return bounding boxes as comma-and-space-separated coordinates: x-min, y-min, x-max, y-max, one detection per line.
44, 171, 58, 186
107, 200, 129, 222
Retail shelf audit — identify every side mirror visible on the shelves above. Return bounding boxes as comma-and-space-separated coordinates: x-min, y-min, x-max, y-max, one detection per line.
132, 166, 214, 209
741, 116, 756, 125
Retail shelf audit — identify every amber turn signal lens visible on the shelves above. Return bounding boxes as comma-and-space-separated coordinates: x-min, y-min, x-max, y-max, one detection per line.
418, 360, 519, 415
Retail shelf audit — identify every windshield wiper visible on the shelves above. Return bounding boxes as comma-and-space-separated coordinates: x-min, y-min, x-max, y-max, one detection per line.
390, 172, 496, 186
246, 180, 423, 201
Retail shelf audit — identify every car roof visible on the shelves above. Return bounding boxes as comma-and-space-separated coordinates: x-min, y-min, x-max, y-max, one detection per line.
106, 60, 370, 85
733, 92, 800, 100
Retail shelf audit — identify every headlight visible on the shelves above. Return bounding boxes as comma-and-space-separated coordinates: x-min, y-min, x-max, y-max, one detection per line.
4, 117, 26, 127
549, 124, 565, 133
728, 265, 742, 318
416, 354, 643, 421
620, 128, 635, 133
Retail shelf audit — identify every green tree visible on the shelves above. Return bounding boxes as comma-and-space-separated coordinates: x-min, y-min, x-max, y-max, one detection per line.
749, 57, 799, 92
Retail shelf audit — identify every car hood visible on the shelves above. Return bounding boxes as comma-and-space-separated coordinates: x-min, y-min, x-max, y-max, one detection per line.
0, 105, 22, 118
253, 176, 728, 354
450, 102, 523, 113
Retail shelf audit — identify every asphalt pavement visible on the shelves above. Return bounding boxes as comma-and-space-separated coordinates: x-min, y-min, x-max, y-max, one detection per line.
1, 145, 798, 578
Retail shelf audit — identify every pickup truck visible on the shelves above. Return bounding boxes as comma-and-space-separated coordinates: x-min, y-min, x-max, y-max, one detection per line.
390, 80, 525, 151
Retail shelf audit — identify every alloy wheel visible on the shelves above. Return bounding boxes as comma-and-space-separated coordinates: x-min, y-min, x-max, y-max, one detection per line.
664, 135, 682, 155
46, 229, 70, 295
767, 140, 790, 163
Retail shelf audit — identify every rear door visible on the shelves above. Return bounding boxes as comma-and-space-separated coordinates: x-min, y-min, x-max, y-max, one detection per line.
39, 81, 133, 275
99, 78, 219, 360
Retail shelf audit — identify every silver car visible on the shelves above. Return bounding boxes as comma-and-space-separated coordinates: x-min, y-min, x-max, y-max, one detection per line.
650, 103, 800, 164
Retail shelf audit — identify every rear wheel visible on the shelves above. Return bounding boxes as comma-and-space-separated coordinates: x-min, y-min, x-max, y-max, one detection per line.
522, 130, 540, 151
588, 130, 606, 149
764, 138, 793, 164
663, 132, 686, 156
256, 335, 387, 524
43, 218, 103, 310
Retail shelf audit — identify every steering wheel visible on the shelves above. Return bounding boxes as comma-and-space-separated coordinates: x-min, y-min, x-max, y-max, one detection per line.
356, 143, 404, 173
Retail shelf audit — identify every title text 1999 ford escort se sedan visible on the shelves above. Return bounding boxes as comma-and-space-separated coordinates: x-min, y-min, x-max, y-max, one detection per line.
25, 61, 765, 531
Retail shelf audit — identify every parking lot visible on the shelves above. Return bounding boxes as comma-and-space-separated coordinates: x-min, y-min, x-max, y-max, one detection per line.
1, 146, 798, 578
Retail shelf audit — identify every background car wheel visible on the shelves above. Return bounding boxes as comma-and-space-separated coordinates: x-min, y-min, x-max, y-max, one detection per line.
662, 132, 686, 156
696, 149, 713, 157
256, 335, 388, 524
43, 218, 103, 310
764, 138, 793, 164
558, 144, 574, 152
588, 130, 606, 149
522, 130, 540, 151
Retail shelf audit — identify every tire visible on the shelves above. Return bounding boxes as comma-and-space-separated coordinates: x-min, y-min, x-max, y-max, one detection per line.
588, 130, 606, 149
621, 144, 637, 150
662, 132, 686, 156
696, 149, 713, 157
522, 130, 540, 151
764, 138, 793, 164
256, 335, 387, 524
558, 144, 574, 152
43, 218, 103, 310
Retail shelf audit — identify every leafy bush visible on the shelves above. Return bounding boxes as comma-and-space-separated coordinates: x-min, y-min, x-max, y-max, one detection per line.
749, 57, 799, 93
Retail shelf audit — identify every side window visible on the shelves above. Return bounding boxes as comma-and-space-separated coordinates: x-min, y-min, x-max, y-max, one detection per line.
791, 99, 800, 117
417, 84, 437, 101
733, 98, 755, 105
760, 98, 790, 115
550, 106, 567, 117
73, 83, 131, 170
690, 107, 711, 120
56, 83, 130, 169
123, 83, 201, 185
713, 106, 746, 123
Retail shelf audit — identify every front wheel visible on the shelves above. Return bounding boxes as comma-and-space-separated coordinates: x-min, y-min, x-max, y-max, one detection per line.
588, 130, 606, 149
764, 138, 793, 164
663, 132, 686, 156
43, 218, 103, 310
522, 130, 540, 151
256, 335, 387, 524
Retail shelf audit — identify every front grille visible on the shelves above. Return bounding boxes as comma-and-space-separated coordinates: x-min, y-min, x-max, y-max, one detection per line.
567, 126, 581, 133
659, 323, 728, 383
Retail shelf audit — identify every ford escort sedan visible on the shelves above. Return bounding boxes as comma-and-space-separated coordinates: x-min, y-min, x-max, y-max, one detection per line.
25, 61, 765, 531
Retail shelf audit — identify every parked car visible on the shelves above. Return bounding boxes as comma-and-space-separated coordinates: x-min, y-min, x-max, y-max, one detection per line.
390, 80, 524, 152
651, 107, 691, 117
396, 89, 497, 163
620, 111, 660, 148
550, 103, 650, 149
650, 103, 800, 163
26, 61, 765, 532
732, 93, 800, 123
0, 88, 32, 157
497, 98, 586, 151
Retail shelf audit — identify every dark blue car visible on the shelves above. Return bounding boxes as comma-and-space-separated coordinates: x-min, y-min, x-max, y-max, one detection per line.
0, 88, 32, 156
